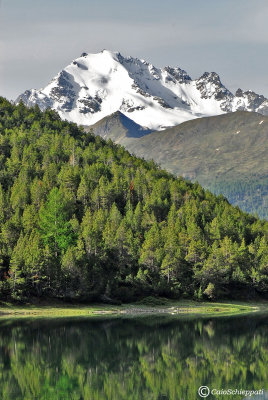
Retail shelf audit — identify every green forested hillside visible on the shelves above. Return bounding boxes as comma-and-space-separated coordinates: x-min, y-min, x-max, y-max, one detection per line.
0, 98, 267, 302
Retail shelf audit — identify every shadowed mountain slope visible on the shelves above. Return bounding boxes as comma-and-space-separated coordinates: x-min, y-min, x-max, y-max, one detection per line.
87, 111, 152, 145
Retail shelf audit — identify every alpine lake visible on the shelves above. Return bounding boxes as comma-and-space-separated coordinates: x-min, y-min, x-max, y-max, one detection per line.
0, 304, 267, 400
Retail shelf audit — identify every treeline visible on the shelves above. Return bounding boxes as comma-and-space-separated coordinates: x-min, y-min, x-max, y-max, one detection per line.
0, 97, 267, 302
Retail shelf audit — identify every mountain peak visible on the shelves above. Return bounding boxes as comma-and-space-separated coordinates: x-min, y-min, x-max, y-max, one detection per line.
235, 88, 243, 97
233, 88, 268, 112
163, 66, 191, 83
90, 109, 152, 143
198, 71, 221, 82
195, 71, 233, 104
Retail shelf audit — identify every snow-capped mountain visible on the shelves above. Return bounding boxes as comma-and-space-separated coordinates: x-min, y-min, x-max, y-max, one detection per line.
16, 50, 268, 130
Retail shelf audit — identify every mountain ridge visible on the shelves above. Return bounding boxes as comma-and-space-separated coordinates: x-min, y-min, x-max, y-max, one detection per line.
16, 50, 268, 130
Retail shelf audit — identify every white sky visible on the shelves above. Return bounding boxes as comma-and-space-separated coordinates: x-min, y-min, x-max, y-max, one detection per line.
0, 0, 267, 100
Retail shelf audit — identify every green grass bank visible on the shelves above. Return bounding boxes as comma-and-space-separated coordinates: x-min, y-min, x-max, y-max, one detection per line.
0, 299, 267, 319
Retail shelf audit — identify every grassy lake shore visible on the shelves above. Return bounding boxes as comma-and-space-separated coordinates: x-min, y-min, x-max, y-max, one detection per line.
0, 299, 267, 319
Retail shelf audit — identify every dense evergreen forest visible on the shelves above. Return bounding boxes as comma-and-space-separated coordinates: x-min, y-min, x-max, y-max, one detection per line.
208, 178, 268, 220
0, 97, 267, 302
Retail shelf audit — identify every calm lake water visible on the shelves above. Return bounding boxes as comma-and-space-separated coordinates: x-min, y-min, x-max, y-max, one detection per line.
0, 313, 267, 400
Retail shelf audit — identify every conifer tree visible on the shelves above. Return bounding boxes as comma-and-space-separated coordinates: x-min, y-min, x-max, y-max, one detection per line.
38, 188, 74, 258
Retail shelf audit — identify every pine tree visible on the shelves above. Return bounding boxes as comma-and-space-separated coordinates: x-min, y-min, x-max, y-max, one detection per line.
38, 188, 75, 258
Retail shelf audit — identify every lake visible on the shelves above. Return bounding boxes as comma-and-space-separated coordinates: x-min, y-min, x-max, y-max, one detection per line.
0, 313, 267, 399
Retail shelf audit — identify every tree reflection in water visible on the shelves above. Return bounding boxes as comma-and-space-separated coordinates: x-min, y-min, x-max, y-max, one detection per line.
0, 314, 267, 400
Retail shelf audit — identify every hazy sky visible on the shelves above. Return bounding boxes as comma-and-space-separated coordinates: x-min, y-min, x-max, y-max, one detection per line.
1, 0, 268, 100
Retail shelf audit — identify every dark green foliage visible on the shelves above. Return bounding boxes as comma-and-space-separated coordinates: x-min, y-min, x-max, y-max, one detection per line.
39, 188, 75, 256
208, 178, 268, 219
0, 97, 267, 301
